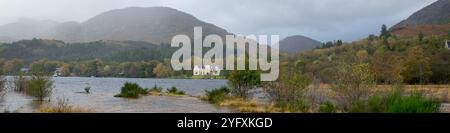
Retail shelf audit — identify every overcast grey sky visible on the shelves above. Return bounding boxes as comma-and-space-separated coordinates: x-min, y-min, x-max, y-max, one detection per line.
0, 0, 437, 42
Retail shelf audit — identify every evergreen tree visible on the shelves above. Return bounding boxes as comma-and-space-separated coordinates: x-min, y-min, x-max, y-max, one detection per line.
380, 24, 390, 38
418, 32, 424, 43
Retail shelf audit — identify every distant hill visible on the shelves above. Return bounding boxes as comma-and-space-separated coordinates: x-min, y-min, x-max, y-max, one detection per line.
0, 7, 230, 44
391, 0, 450, 29
0, 18, 58, 41
80, 7, 229, 44
278, 35, 322, 53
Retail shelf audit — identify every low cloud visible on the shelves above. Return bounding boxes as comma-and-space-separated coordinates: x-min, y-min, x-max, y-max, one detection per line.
0, 0, 437, 42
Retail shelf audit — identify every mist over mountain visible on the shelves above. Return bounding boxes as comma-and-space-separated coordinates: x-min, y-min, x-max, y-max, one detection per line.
0, 7, 230, 44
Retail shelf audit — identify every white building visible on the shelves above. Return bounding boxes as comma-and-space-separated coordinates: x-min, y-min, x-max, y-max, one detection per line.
193, 65, 221, 76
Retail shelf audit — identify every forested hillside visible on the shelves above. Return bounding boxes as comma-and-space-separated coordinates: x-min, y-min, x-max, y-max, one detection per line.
0, 39, 178, 78
288, 27, 450, 84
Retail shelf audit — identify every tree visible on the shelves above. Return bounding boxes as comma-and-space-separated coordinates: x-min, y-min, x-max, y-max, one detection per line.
418, 32, 424, 42
331, 63, 375, 110
380, 24, 390, 38
401, 46, 432, 84
2, 59, 23, 75
59, 63, 71, 77
228, 70, 261, 99
29, 59, 58, 75
85, 59, 103, 77
370, 48, 403, 84
153, 63, 171, 78
336, 40, 343, 47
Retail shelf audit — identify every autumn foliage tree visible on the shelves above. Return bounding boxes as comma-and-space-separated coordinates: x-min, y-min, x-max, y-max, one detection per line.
401, 46, 432, 84
370, 48, 404, 84
153, 63, 172, 78
332, 63, 375, 110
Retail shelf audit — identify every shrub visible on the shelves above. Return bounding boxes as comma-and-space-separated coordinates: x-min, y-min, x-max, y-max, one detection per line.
149, 85, 163, 93
114, 82, 148, 98
166, 86, 185, 95
228, 70, 260, 98
319, 102, 337, 113
366, 88, 440, 113
265, 61, 311, 112
25, 74, 53, 101
204, 86, 230, 104
275, 100, 309, 113
386, 92, 440, 113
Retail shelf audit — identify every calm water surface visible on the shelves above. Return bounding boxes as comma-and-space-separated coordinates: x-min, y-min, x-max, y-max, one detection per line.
0, 77, 230, 113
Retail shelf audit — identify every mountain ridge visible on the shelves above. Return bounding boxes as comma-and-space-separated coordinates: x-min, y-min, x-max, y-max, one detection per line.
390, 0, 450, 37
391, 0, 450, 29
0, 7, 230, 44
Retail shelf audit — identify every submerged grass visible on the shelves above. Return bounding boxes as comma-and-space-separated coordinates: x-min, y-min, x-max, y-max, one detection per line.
166, 86, 185, 95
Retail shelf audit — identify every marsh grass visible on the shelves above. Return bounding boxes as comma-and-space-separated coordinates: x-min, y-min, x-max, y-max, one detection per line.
204, 86, 230, 104
114, 82, 149, 98
166, 86, 185, 95
36, 98, 91, 113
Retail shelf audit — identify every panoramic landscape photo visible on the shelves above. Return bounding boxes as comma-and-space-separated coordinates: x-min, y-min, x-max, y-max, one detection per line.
0, 0, 449, 113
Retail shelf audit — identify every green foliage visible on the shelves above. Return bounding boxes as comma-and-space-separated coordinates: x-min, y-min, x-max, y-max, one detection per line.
0, 39, 175, 63
228, 70, 261, 98
418, 32, 424, 42
317, 40, 343, 49
114, 82, 149, 98
25, 73, 53, 101
166, 86, 185, 95
317, 86, 441, 113
0, 39, 178, 78
386, 92, 439, 113
367, 89, 440, 113
29, 59, 59, 75
1, 58, 23, 75
265, 60, 311, 112
204, 86, 230, 104
319, 102, 337, 113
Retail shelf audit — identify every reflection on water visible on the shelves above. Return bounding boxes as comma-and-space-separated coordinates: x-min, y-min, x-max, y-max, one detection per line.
0, 77, 230, 113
